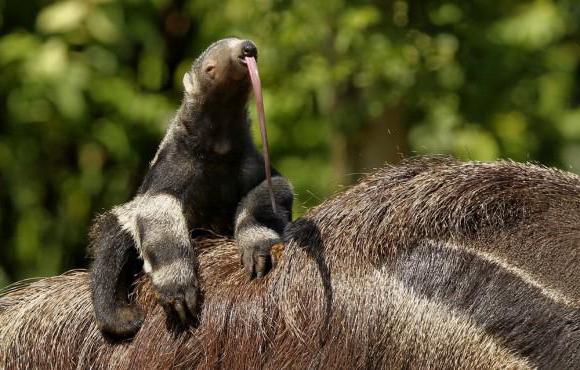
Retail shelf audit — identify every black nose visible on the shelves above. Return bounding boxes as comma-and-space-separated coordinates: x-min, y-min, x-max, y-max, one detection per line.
241, 41, 258, 59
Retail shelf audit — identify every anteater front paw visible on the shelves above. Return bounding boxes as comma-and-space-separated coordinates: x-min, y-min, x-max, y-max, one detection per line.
239, 239, 284, 279
151, 268, 200, 326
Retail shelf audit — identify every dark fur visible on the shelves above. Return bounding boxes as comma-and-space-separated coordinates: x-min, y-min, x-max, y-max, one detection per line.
89, 38, 293, 338
1, 157, 579, 369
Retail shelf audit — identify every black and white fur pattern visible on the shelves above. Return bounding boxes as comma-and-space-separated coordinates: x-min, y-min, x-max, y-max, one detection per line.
89, 38, 293, 338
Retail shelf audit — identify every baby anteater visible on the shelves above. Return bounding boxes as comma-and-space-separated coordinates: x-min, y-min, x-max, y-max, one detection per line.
89, 38, 293, 338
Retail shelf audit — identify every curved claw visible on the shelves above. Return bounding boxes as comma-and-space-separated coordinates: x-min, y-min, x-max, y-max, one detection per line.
239, 240, 285, 279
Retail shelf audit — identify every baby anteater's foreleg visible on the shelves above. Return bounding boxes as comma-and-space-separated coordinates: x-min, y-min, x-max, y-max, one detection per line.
136, 193, 199, 325
235, 176, 293, 278
90, 212, 144, 338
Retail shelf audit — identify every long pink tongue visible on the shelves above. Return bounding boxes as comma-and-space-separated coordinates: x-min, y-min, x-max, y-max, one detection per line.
245, 56, 277, 214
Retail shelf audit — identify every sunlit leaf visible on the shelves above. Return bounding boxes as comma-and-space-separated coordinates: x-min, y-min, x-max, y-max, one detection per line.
25, 38, 68, 80
86, 7, 120, 43
0, 33, 39, 65
36, 0, 88, 34
489, 0, 565, 49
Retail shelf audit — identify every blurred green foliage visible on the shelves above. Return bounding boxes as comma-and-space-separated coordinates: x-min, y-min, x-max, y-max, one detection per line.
1, 0, 579, 286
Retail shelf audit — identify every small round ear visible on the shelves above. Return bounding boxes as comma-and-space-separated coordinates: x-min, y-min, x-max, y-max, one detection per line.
183, 72, 197, 95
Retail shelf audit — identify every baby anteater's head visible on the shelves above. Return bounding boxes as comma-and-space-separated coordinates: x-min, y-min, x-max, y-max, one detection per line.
183, 38, 257, 105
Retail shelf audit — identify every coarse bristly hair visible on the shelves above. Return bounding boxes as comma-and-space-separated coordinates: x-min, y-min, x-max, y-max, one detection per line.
1, 156, 579, 369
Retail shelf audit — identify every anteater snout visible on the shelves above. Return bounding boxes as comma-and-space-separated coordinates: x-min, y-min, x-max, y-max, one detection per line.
241, 40, 257, 59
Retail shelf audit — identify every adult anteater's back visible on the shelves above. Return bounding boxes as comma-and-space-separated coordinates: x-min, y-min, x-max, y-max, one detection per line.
1, 157, 579, 369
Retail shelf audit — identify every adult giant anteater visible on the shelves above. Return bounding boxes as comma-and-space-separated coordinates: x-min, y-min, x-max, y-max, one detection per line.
1, 157, 579, 369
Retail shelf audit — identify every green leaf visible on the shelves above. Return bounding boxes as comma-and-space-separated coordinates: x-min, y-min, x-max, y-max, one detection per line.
36, 0, 88, 34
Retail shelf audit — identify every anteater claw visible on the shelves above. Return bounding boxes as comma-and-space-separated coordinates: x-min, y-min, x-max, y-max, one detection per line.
240, 240, 284, 279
